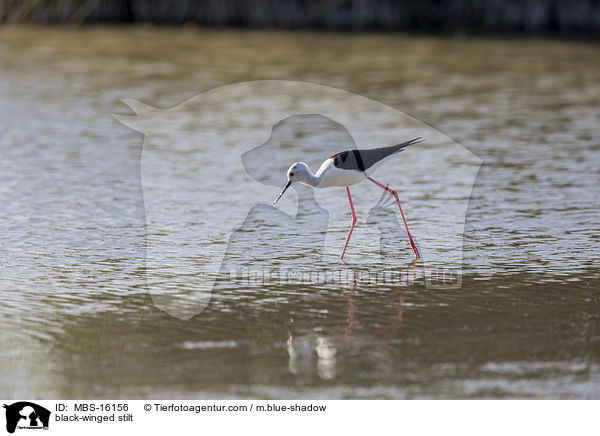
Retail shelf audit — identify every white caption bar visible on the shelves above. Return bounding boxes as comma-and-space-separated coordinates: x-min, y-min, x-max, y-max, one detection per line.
0, 400, 597, 435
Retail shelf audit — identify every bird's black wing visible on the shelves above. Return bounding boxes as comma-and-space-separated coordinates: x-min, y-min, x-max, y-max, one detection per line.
331, 137, 422, 172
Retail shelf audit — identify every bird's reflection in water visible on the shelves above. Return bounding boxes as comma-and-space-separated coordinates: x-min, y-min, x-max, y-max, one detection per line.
344, 270, 358, 350
283, 188, 420, 380
315, 336, 337, 380
286, 330, 337, 380
285, 265, 415, 381
374, 267, 415, 341
343, 266, 415, 347
343, 188, 420, 347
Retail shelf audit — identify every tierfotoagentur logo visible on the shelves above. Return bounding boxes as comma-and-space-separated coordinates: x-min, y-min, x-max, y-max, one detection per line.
114, 80, 481, 320
3, 402, 50, 434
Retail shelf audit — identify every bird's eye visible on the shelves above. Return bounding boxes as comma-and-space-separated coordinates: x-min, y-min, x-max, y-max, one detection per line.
290, 172, 294, 176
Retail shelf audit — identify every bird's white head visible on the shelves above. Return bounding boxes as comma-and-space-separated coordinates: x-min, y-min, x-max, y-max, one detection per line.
273, 162, 311, 205
287, 162, 311, 184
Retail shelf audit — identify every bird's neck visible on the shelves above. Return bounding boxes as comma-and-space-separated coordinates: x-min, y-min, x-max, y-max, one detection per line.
301, 169, 320, 188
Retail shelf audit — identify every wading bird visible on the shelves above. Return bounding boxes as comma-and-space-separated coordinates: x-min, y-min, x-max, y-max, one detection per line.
273, 137, 422, 260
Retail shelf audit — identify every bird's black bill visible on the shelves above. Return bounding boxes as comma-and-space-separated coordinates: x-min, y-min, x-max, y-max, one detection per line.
273, 181, 291, 206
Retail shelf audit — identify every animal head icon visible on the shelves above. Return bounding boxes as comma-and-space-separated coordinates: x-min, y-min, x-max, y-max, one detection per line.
3, 402, 50, 434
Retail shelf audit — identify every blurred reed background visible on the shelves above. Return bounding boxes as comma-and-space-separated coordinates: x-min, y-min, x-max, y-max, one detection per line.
0, 0, 599, 37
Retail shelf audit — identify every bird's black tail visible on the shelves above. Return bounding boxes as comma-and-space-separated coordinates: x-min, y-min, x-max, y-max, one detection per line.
332, 137, 424, 172
392, 137, 424, 153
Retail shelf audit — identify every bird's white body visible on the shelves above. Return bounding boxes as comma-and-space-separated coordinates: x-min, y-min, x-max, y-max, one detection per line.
314, 158, 365, 188
297, 153, 395, 189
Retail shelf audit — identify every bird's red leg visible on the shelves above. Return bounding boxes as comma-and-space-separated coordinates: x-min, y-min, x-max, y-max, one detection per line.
367, 176, 420, 259
341, 186, 357, 260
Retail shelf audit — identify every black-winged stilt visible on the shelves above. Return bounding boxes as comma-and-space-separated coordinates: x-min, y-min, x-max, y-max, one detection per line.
273, 137, 423, 260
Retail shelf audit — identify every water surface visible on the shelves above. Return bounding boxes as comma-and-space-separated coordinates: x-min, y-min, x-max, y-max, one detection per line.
0, 27, 598, 398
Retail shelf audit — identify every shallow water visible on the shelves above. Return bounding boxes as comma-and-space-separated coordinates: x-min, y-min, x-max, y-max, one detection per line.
0, 27, 599, 398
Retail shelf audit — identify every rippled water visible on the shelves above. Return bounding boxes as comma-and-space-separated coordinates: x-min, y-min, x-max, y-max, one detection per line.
0, 27, 598, 398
